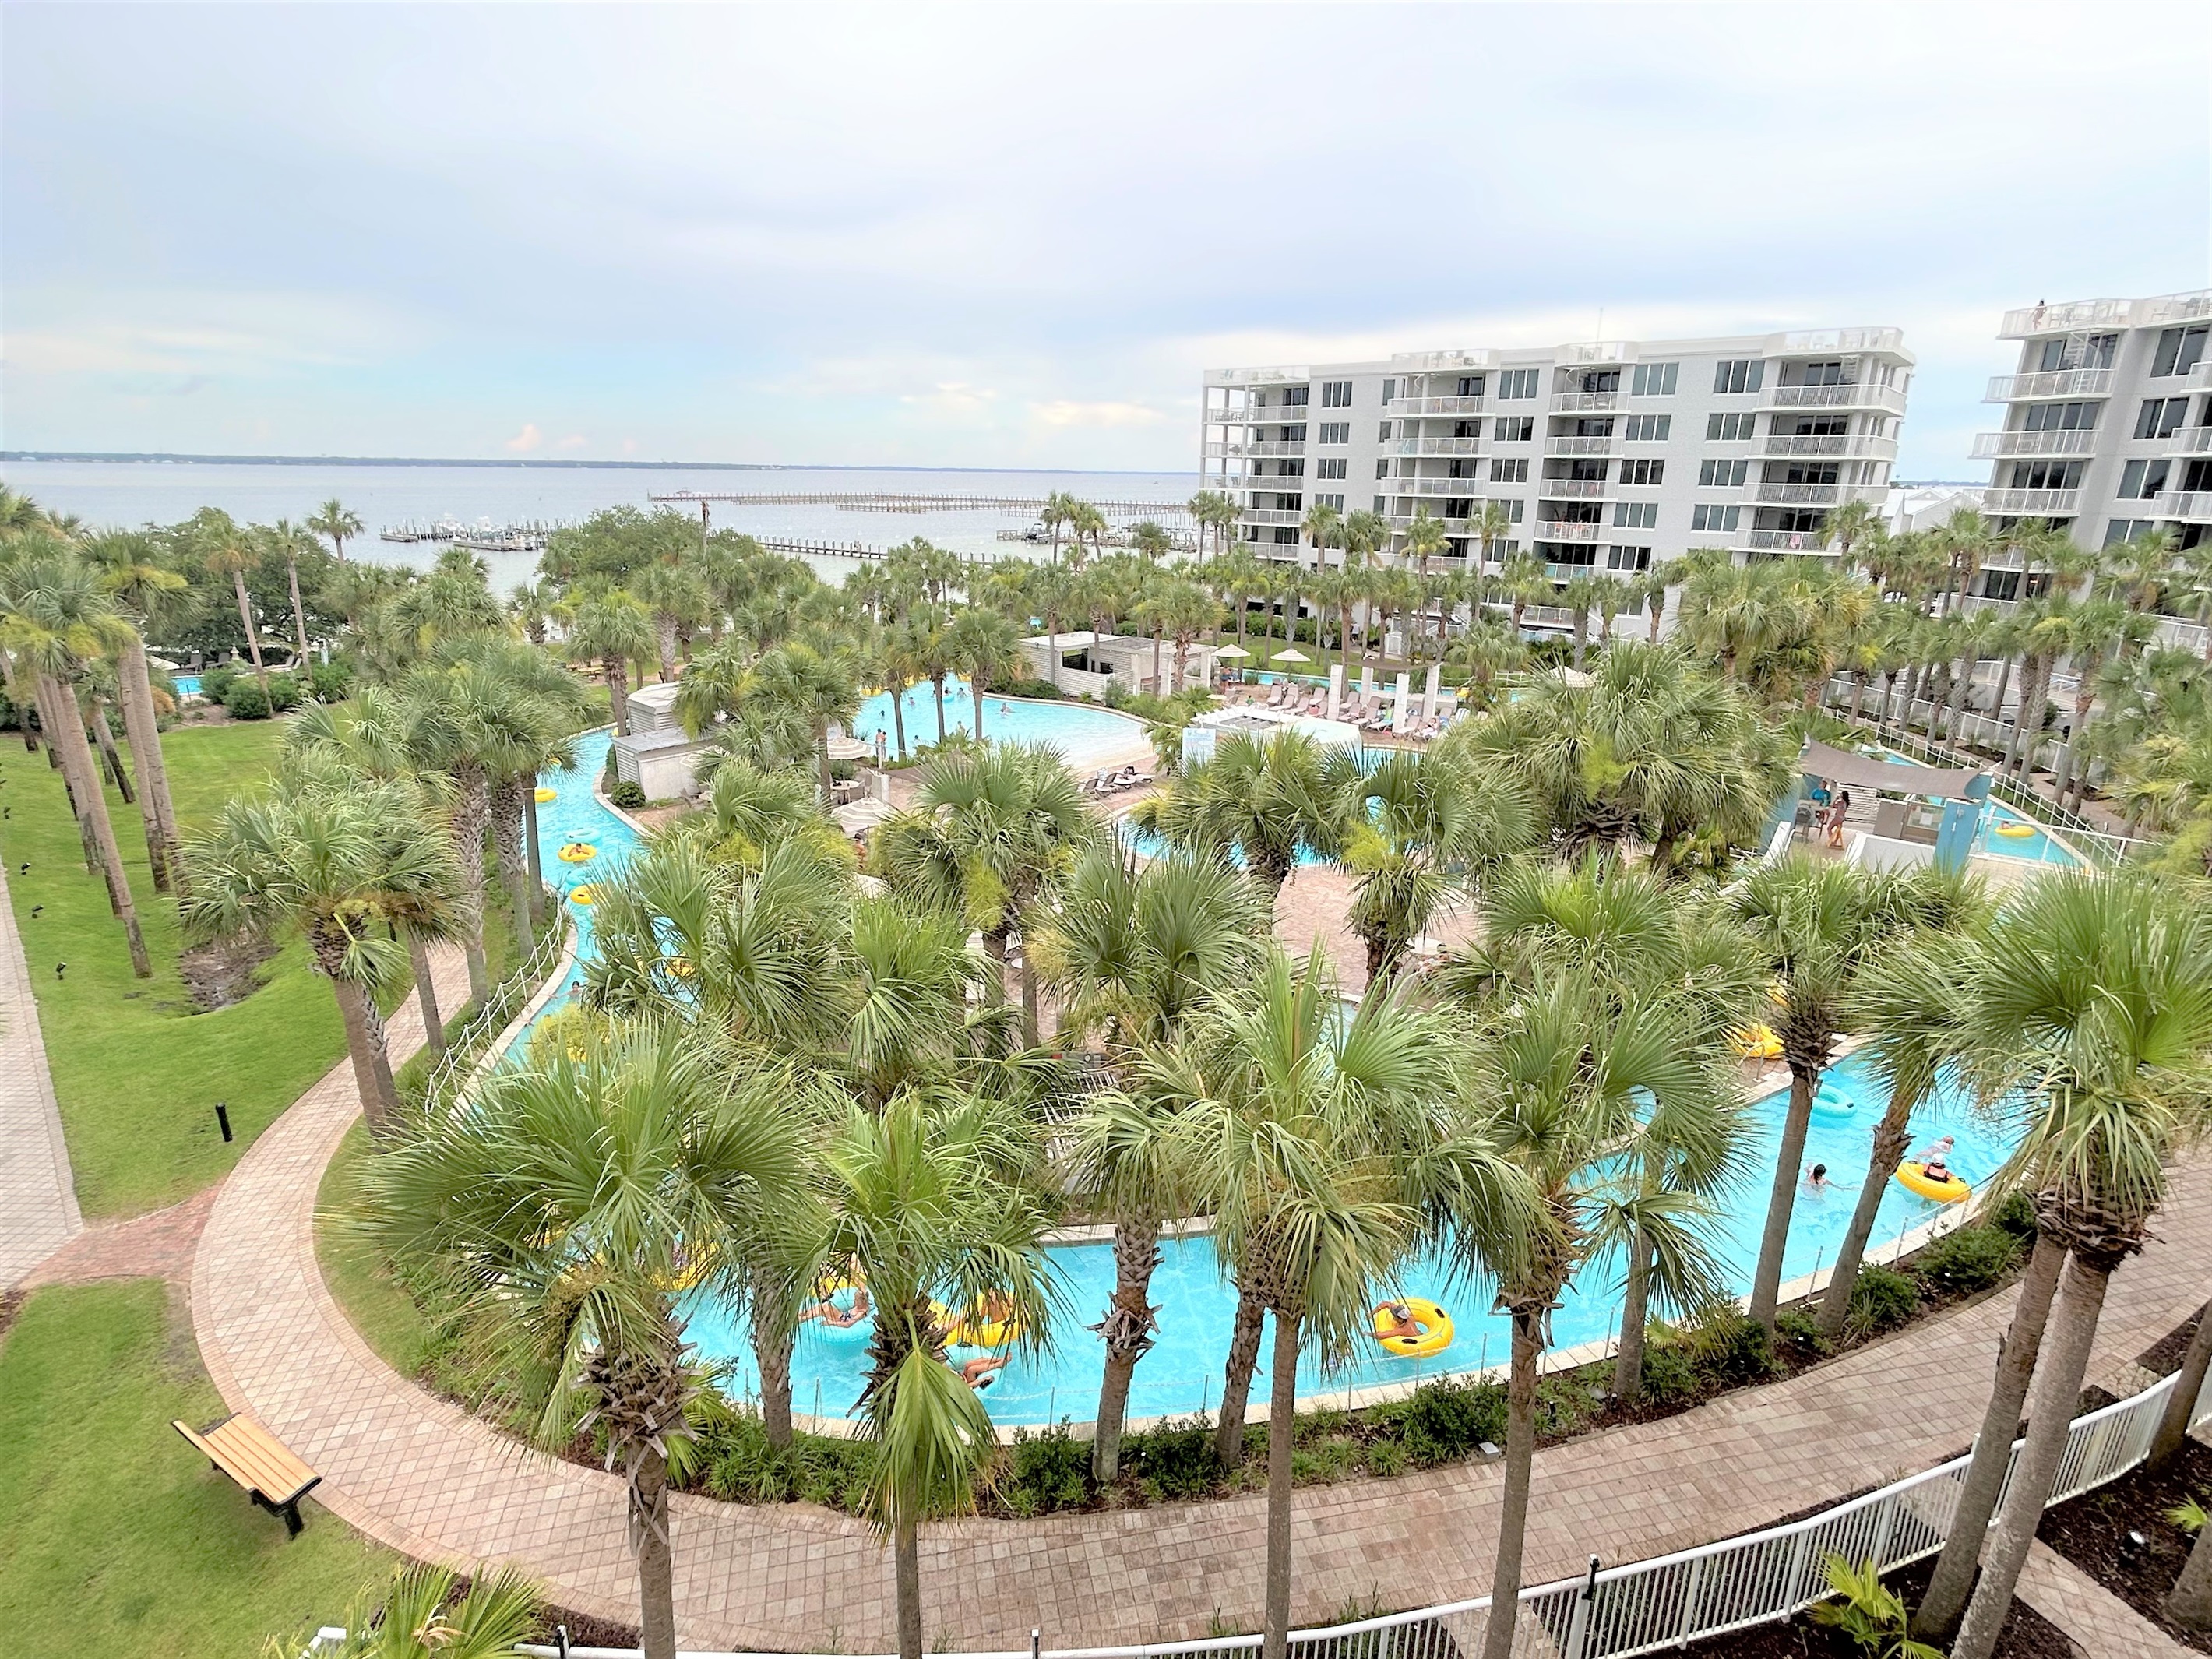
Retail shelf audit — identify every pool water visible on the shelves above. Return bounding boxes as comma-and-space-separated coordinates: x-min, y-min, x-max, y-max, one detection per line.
523, 730, 2024, 1428
1869, 750, 2083, 868
171, 675, 202, 697
851, 678, 1148, 771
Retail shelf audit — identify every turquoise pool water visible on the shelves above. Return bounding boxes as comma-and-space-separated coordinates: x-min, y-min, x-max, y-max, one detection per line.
1868, 750, 2083, 868
852, 679, 1148, 770
171, 675, 202, 697
524, 731, 2023, 1426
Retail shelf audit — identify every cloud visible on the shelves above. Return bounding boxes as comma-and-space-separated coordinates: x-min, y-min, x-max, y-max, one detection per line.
557, 432, 588, 450
900, 381, 997, 417
504, 422, 544, 453
1027, 400, 1167, 430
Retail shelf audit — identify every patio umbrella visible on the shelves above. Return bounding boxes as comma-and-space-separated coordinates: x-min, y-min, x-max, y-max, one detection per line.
1213, 644, 1252, 658
826, 733, 872, 762
1272, 648, 1312, 664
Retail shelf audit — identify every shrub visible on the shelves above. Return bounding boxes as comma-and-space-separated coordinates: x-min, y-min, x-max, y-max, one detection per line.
1000, 1423, 1090, 1516
308, 660, 355, 702
266, 673, 303, 711
1364, 1439, 1409, 1478
1847, 1264, 1921, 1334
1988, 1189, 2038, 1242
1122, 1421, 1219, 1500
1776, 1308, 1833, 1360
608, 780, 646, 808
200, 663, 241, 702
1912, 1224, 2022, 1295
1636, 1341, 1704, 1405
999, 676, 1065, 702
1386, 1376, 1506, 1467
1536, 1372, 1604, 1439
220, 678, 272, 720
1689, 1310, 1781, 1386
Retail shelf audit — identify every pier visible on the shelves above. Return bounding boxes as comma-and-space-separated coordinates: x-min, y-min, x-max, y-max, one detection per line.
648, 490, 1195, 520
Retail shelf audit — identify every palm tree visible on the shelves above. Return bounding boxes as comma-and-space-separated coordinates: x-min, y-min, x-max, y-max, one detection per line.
185, 761, 462, 1128
632, 561, 712, 683
2048, 601, 2149, 802
1494, 549, 1548, 636
567, 591, 657, 737
1400, 509, 1449, 661
1826, 497, 1883, 579
0, 545, 155, 975
320, 1563, 538, 1659
85, 529, 193, 896
359, 1027, 805, 1659
1168, 946, 1525, 1659
266, 520, 319, 663
943, 606, 1025, 741
308, 498, 366, 564
750, 637, 862, 804
1939, 875, 2212, 1659
1160, 579, 1220, 693
196, 511, 273, 699
1066, 500, 1108, 572
1041, 490, 1076, 565
1128, 728, 1355, 901
876, 742, 1097, 1042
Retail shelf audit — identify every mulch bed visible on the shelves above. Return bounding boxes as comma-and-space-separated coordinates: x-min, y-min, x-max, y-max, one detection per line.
1677, 1558, 2078, 1659
178, 932, 279, 1011
2038, 1437, 2212, 1655
2140, 1303, 2209, 1375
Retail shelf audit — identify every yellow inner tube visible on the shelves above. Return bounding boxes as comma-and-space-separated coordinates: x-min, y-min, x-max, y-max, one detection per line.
1370, 1296, 1454, 1360
934, 1298, 1021, 1349
664, 956, 695, 979
1896, 1161, 1971, 1203
536, 787, 558, 802
569, 883, 599, 906
1730, 1023, 1784, 1061
1993, 821, 2037, 839
558, 842, 598, 863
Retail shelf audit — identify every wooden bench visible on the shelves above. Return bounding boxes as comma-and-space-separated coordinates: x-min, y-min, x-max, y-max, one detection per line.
172, 1414, 320, 1536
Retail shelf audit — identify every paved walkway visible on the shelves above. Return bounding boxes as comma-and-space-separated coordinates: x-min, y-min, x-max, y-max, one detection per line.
0, 861, 81, 1287
2019, 1540, 2193, 1659
189, 925, 2212, 1659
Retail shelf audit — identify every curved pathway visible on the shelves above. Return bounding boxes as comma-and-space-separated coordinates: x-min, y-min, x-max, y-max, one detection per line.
0, 861, 81, 1287
190, 936, 2212, 1654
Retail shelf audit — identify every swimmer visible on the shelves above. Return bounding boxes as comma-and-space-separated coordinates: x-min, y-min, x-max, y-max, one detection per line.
1376, 1301, 1421, 1342
1915, 1135, 1956, 1183
1804, 1163, 1832, 1193
960, 1354, 1006, 1389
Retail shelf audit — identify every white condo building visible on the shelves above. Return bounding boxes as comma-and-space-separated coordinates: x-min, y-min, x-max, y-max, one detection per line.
1199, 328, 1914, 586
1975, 290, 2212, 578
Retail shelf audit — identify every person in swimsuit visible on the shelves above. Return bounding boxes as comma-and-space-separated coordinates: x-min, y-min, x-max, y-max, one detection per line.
1376, 1301, 1421, 1341
1805, 1163, 1833, 1193
960, 1354, 1006, 1388
1916, 1135, 1956, 1183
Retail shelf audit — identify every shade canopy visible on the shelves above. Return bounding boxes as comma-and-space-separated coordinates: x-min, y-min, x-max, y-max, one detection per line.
826, 733, 872, 761
1272, 648, 1312, 664
1213, 643, 1252, 658
1799, 740, 1985, 801
832, 798, 894, 833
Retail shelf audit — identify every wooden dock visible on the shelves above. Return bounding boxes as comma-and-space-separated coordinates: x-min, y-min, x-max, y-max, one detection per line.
650, 490, 1194, 520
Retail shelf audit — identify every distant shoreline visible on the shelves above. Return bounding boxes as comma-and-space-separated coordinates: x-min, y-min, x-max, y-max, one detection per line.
1, 451, 1185, 478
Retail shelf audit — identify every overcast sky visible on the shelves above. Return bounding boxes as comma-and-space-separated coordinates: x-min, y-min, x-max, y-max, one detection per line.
3, 2, 2207, 477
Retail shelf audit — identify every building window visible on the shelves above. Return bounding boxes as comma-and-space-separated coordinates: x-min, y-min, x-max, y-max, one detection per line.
2152, 326, 2209, 378
1707, 413, 1756, 441
1606, 544, 1653, 571
1614, 501, 1657, 530
1630, 362, 1679, 396
1622, 415, 1671, 442
2023, 401, 2098, 431
1692, 505, 1742, 534
2118, 460, 2171, 500
1788, 359, 1848, 388
1319, 381, 1354, 408
1316, 457, 1347, 480
1377, 421, 1393, 442
1381, 379, 1397, 403
1699, 459, 1749, 487
1318, 421, 1350, 445
1495, 417, 1534, 442
1502, 498, 1524, 522
1776, 461, 1841, 486
2008, 460, 2083, 490
1490, 457, 1529, 483
1375, 459, 1390, 479
1496, 368, 1540, 399
1619, 458, 1664, 486
2105, 519, 2155, 547
1714, 358, 1765, 394
1373, 495, 1390, 513
2136, 398, 2190, 439
1318, 493, 1345, 510
1284, 386, 1309, 406
1456, 375, 1486, 396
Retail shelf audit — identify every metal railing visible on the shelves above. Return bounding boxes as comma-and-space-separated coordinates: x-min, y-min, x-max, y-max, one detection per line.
2167, 426, 2212, 455
1389, 396, 1487, 417
1540, 478, 1609, 498
1545, 436, 1613, 456
1981, 487, 2081, 516
418, 907, 572, 1107
486, 1351, 2212, 1659
1999, 298, 2133, 336
2159, 490, 2212, 521
1396, 439, 1483, 456
1986, 369, 2114, 401
1769, 383, 1909, 412
1766, 435, 1899, 459
1970, 429, 2097, 459
1535, 521, 1603, 542
1552, 391, 1622, 412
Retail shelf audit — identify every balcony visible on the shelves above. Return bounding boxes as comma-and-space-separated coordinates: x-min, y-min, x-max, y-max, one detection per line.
1545, 435, 1613, 456
1781, 327, 1906, 354
1999, 299, 2133, 337
1981, 488, 2082, 516
1391, 349, 1493, 371
2140, 292, 2212, 326
1534, 520, 1602, 542
2159, 491, 2212, 522
1387, 396, 1485, 416
1969, 429, 2098, 459
1742, 528, 1831, 553
1207, 365, 1311, 387
1393, 438, 1481, 456
1238, 509, 1305, 527
1552, 391, 1622, 413
1756, 483, 1842, 506
1766, 382, 1910, 412
1763, 434, 1900, 459
1544, 562, 1600, 582
1203, 440, 1307, 460
1540, 478, 1609, 499
2186, 362, 2212, 391
2168, 427, 2212, 456
1986, 369, 2115, 401
1213, 406, 1311, 427
1400, 476, 1485, 497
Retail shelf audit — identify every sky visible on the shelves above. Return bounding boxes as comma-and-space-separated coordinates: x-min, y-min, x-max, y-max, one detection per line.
2, 2, 2208, 480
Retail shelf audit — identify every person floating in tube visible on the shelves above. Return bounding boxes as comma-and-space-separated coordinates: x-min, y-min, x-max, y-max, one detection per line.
1914, 1135, 1956, 1185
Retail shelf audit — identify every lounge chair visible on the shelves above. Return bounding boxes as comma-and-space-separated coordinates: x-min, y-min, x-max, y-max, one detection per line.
1267, 683, 1291, 709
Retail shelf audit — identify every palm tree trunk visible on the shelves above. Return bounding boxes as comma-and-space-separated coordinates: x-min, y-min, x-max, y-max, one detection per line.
524, 789, 546, 927
2169, 1520, 2212, 1629
451, 768, 492, 1009
1212, 1289, 1266, 1468
980, 926, 1013, 1008
328, 970, 400, 1131
607, 664, 632, 738
1816, 1096, 1914, 1340
117, 635, 184, 897
87, 699, 134, 802
1946, 656, 1978, 760
1016, 931, 1040, 1044
656, 621, 678, 684
41, 675, 152, 977
752, 1264, 796, 1449
1262, 1310, 1300, 1659
1613, 1231, 1654, 1400
286, 556, 312, 662
1748, 1064, 1819, 1331
633, 1444, 678, 1659
406, 928, 446, 1059
491, 780, 533, 962
974, 692, 988, 745
1480, 1308, 1543, 1659
2150, 1308, 2212, 1469
1952, 1252, 2118, 1659
1914, 1233, 2066, 1641
37, 680, 103, 876
1092, 1221, 1162, 1481
932, 675, 949, 744
894, 1512, 924, 1659
231, 570, 271, 699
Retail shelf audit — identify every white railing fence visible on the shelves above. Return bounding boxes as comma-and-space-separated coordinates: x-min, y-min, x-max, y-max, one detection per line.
457, 1357, 2212, 1659
419, 901, 572, 1106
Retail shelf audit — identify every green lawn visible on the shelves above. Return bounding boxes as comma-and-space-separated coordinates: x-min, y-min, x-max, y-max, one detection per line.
0, 1282, 394, 1658
0, 720, 352, 1218
316, 1122, 442, 1378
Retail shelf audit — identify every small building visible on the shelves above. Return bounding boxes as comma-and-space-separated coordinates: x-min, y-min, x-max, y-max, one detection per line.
1180, 704, 1361, 768
625, 678, 685, 734
1020, 631, 1217, 698
610, 725, 716, 802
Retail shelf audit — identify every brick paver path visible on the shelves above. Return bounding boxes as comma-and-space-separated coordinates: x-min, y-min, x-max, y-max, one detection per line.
2019, 1540, 2193, 1659
21, 1187, 215, 1288
191, 935, 2212, 1652
0, 861, 81, 1287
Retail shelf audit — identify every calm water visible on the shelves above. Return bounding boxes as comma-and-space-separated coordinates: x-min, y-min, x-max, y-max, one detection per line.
852, 680, 1151, 770
2, 459, 1197, 592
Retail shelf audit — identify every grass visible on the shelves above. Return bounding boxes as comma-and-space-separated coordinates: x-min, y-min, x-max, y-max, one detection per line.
315, 1122, 442, 1377
0, 1281, 395, 1657
0, 720, 355, 1218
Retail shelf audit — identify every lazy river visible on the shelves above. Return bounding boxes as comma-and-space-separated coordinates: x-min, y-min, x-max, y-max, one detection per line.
527, 728, 2027, 1428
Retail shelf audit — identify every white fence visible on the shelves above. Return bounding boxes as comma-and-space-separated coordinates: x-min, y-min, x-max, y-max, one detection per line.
420, 904, 572, 1106
500, 1354, 2212, 1659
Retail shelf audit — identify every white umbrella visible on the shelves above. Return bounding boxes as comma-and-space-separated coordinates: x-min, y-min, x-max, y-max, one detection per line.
1213, 643, 1252, 659
833, 798, 894, 833
826, 733, 872, 762
1272, 647, 1312, 664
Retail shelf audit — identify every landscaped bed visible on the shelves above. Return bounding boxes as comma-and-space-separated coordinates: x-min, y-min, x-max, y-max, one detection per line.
1675, 1556, 2078, 1659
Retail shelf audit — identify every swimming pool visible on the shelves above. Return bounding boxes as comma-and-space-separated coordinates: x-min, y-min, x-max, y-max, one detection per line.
1869, 749, 2083, 868
171, 674, 202, 698
851, 679, 1150, 771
